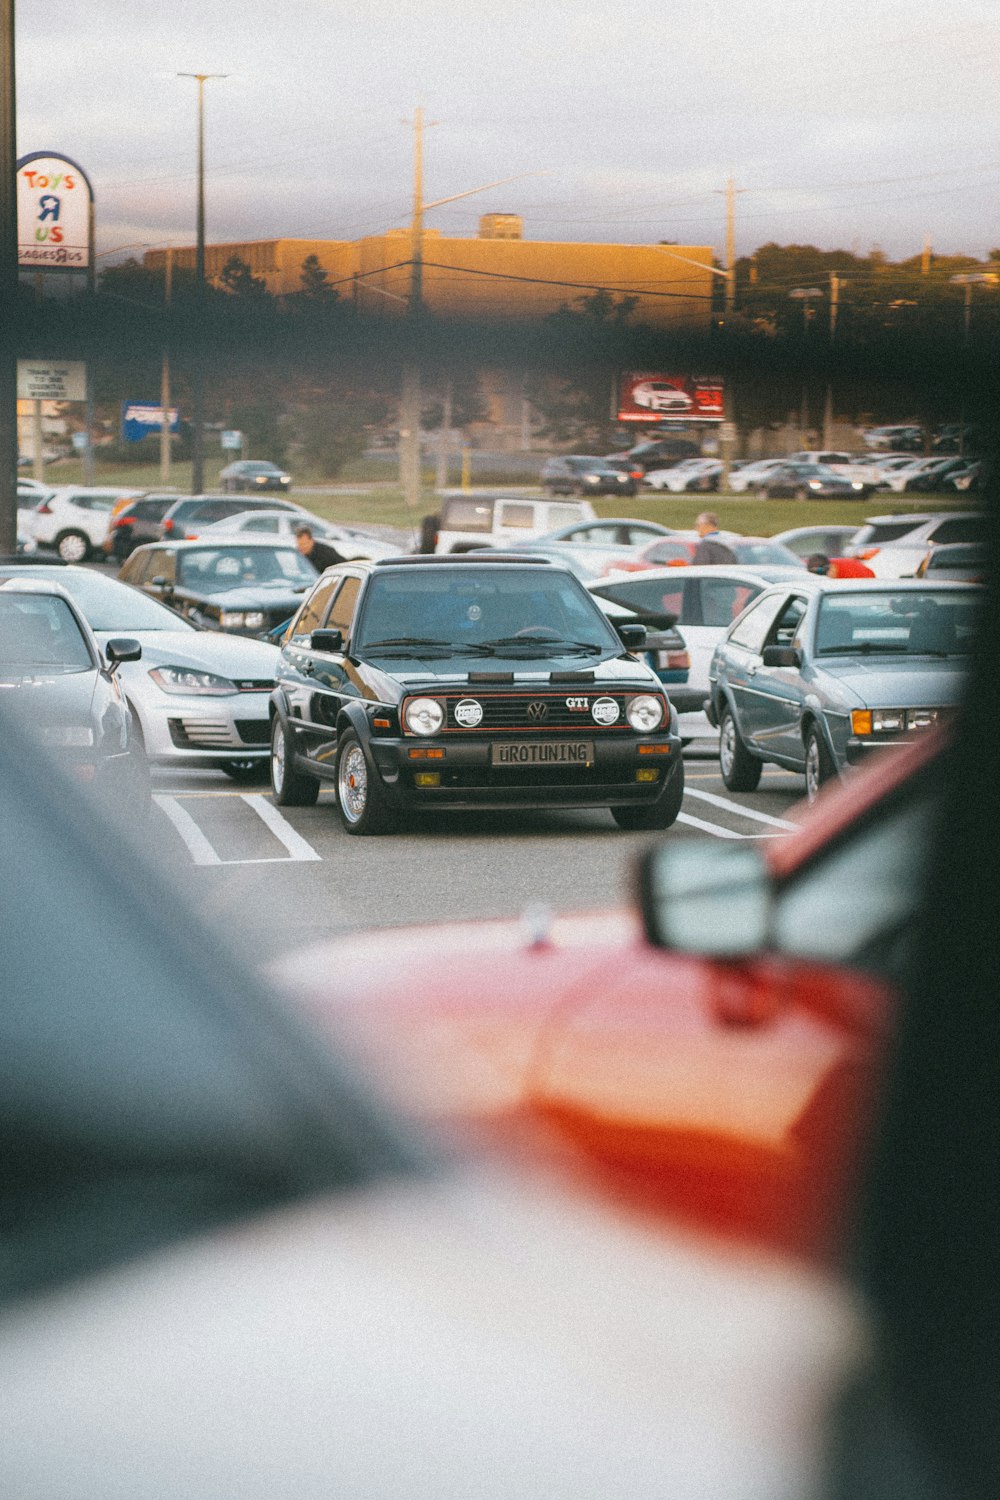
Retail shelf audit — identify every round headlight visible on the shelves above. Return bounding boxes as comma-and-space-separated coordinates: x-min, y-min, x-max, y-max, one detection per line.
626, 694, 665, 732
404, 696, 445, 736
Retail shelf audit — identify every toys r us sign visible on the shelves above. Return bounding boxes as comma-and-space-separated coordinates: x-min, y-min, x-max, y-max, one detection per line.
17, 152, 93, 270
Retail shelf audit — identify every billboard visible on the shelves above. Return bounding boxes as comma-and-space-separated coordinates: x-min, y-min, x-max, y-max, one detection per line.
121, 402, 180, 443
17, 152, 93, 271
17, 360, 87, 402
618, 372, 724, 424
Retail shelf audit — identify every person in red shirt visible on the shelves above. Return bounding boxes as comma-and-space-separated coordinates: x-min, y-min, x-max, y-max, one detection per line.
805, 553, 875, 578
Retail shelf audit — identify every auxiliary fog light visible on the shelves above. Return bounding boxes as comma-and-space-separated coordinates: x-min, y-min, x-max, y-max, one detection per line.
414, 772, 441, 787
636, 768, 661, 783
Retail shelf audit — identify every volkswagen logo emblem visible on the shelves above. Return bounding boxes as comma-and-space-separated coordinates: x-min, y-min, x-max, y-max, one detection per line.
527, 701, 549, 722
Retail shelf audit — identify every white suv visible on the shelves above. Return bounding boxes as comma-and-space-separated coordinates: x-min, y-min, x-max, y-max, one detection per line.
27, 486, 142, 562
434, 493, 596, 553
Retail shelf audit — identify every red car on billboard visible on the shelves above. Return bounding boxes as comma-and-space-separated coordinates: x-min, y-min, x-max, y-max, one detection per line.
618, 372, 724, 424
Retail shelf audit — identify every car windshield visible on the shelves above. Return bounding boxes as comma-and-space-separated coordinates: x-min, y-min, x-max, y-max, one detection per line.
815, 590, 978, 656
732, 540, 803, 567
6, 568, 195, 632
354, 567, 623, 658
176, 547, 316, 591
0, 594, 93, 671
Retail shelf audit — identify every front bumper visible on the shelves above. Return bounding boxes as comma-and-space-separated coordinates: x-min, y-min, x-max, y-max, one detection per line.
366, 731, 683, 812
134, 689, 272, 766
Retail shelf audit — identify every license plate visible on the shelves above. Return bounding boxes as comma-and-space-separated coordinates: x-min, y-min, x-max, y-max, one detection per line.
491, 740, 594, 767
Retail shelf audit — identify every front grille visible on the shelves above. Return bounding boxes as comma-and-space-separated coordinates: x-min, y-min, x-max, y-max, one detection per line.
234, 679, 274, 693
435, 691, 634, 733
168, 717, 239, 749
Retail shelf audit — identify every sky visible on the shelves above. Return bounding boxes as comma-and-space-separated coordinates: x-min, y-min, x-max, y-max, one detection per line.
14, 0, 1000, 267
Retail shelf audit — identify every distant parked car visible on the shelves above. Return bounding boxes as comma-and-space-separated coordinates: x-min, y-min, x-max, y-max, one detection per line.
786, 451, 883, 489
914, 544, 987, 583
708, 576, 976, 800
103, 494, 180, 563
158, 494, 307, 540
861, 424, 924, 451
643, 459, 722, 493
604, 533, 805, 574
846, 512, 984, 577
609, 437, 702, 473
219, 460, 292, 493
727, 458, 788, 493
25, 485, 143, 563
196, 509, 400, 563
540, 455, 638, 497
753, 463, 866, 500
771, 524, 862, 562
435, 492, 596, 553
118, 539, 318, 638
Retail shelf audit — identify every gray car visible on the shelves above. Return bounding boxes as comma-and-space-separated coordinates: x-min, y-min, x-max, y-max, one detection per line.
707, 576, 977, 801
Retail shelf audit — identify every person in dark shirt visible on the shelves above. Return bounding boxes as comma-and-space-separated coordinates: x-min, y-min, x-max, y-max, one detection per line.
294, 524, 345, 573
691, 512, 738, 565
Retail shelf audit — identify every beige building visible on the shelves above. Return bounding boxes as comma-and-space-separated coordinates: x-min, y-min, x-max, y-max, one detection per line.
145, 217, 715, 332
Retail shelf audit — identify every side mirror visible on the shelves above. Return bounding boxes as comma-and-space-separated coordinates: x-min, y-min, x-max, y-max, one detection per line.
636, 840, 771, 957
105, 637, 142, 667
310, 628, 344, 654
617, 622, 647, 651
762, 645, 801, 668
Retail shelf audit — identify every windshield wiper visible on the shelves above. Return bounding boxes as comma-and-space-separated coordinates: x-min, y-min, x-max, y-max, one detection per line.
478, 636, 605, 655
363, 636, 493, 657
817, 642, 908, 655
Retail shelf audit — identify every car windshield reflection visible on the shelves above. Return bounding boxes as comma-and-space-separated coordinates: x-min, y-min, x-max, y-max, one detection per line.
815, 591, 977, 657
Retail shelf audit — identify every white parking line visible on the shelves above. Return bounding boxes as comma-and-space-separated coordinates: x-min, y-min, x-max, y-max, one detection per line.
684, 787, 800, 831
240, 794, 322, 862
677, 812, 784, 841
152, 795, 223, 865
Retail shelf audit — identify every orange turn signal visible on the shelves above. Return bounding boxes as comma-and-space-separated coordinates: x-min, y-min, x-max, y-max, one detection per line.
851, 710, 873, 735
638, 743, 671, 755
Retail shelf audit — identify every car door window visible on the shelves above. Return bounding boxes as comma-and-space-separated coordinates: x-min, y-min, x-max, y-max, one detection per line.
241, 516, 279, 533
698, 579, 761, 627
726, 593, 788, 652
497, 503, 536, 530
327, 576, 362, 635
291, 576, 342, 640
548, 504, 588, 529
766, 596, 808, 649
929, 517, 982, 545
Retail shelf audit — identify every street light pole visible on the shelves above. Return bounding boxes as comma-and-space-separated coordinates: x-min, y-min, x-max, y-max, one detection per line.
0, 0, 19, 555
178, 72, 226, 495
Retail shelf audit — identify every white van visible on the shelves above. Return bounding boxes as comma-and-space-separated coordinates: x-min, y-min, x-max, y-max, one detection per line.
434, 493, 597, 553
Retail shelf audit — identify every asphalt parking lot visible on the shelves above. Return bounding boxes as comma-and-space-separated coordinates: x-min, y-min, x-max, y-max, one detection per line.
145, 751, 807, 965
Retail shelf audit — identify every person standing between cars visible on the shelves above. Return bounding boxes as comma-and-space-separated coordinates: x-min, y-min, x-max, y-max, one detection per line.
691, 512, 738, 565
294, 524, 345, 573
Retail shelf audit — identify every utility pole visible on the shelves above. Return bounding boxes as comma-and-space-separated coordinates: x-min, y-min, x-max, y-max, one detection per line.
160, 248, 173, 486
399, 106, 429, 511
0, 0, 18, 555
178, 72, 227, 495
823, 272, 840, 446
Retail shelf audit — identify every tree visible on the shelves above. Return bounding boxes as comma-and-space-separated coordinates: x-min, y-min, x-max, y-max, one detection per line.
294, 254, 338, 305
219, 255, 271, 300
293, 403, 367, 478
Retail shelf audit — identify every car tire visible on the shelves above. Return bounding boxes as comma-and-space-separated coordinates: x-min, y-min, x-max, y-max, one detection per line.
719, 706, 762, 792
222, 759, 267, 783
56, 529, 90, 563
270, 716, 319, 806
804, 723, 835, 803
336, 729, 391, 835
756, 487, 770, 500
612, 757, 685, 831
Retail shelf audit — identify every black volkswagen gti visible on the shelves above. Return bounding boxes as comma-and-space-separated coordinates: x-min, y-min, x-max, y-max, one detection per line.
269, 555, 685, 835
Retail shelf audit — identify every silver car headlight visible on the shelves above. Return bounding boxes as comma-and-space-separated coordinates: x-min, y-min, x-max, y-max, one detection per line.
243, 612, 266, 631
404, 697, 445, 735
219, 611, 246, 628
626, 694, 665, 732
149, 665, 238, 697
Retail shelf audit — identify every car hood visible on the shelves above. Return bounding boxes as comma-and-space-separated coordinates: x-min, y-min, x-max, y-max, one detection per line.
816, 655, 967, 707
273, 908, 891, 1263
181, 584, 310, 609
384, 650, 652, 686
94, 629, 279, 675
